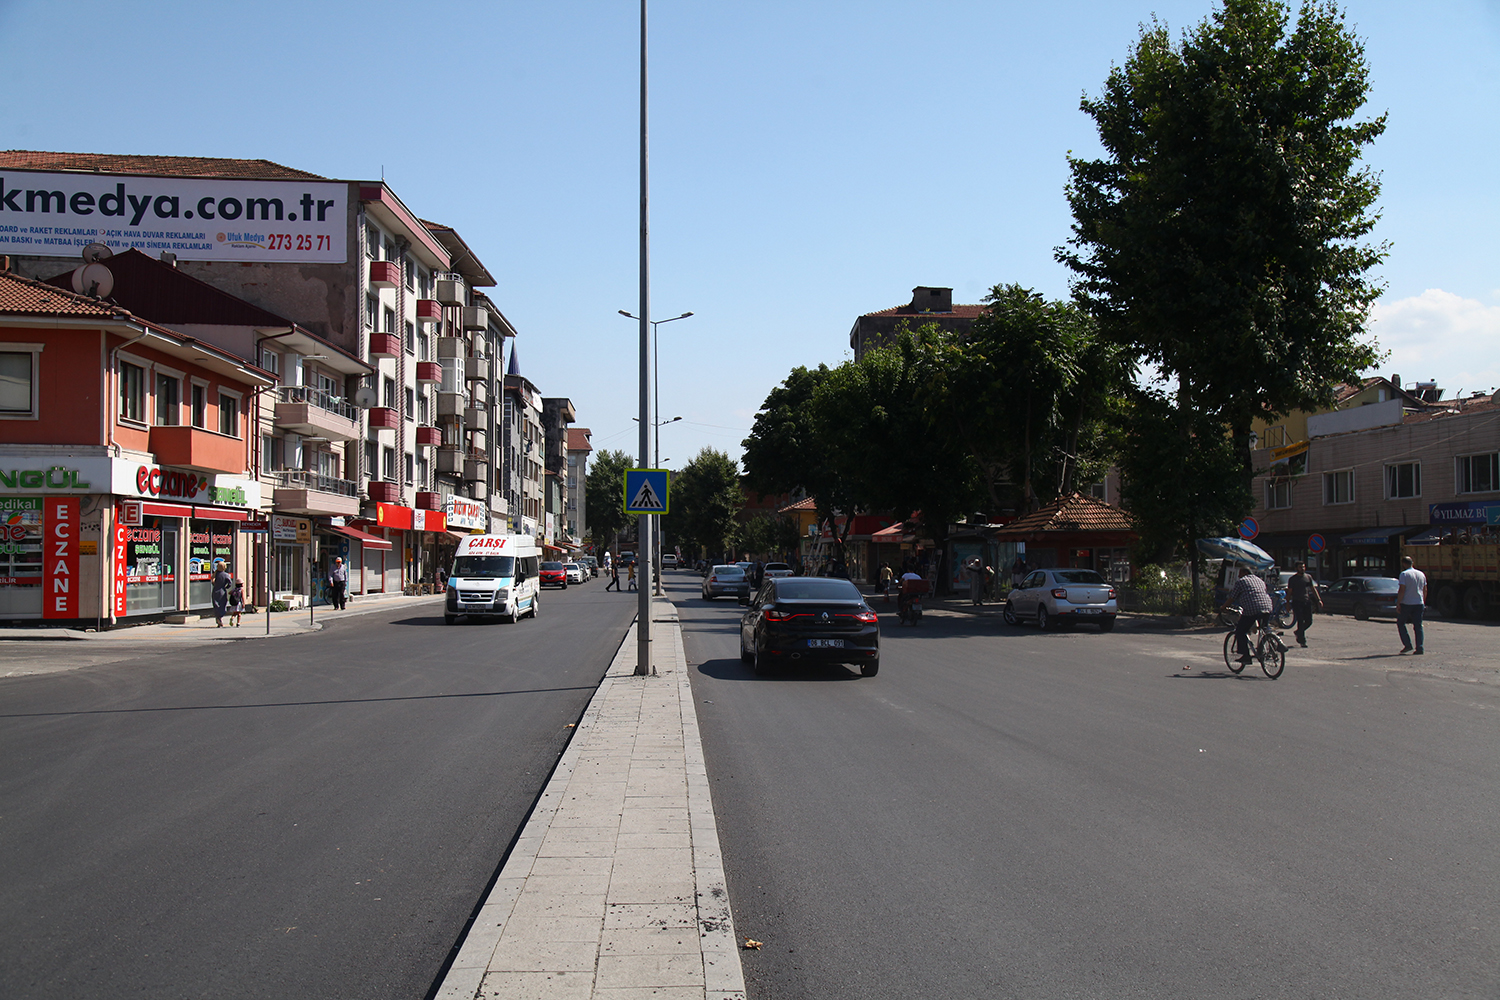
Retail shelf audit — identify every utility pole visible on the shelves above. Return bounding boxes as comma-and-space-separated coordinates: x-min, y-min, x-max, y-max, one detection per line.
635, 0, 652, 676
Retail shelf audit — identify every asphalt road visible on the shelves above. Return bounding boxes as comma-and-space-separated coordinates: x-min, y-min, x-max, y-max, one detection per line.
0, 580, 637, 1000
676, 573, 1500, 1000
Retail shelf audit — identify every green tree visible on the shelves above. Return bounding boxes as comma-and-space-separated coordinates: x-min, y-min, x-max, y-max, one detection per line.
585, 449, 635, 552
665, 448, 745, 561
1059, 0, 1387, 582
737, 511, 801, 561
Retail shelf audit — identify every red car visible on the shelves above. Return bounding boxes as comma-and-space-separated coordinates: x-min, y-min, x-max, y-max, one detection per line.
540, 561, 568, 588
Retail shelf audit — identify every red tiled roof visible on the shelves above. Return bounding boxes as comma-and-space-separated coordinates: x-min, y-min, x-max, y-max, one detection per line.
863, 303, 986, 319
778, 497, 818, 514
992, 492, 1134, 535
41, 249, 291, 327
0, 267, 122, 318
567, 428, 593, 452
0, 150, 324, 180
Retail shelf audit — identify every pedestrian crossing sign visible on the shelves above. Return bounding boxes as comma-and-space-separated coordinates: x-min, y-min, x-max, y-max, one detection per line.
623, 469, 670, 514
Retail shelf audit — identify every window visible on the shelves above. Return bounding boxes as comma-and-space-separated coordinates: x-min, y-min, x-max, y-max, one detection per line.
366, 292, 379, 330
0, 348, 39, 417
382, 446, 396, 481
1456, 453, 1499, 494
405, 320, 415, 354
259, 347, 279, 375
404, 386, 415, 418
404, 452, 415, 484
1384, 462, 1421, 499
364, 440, 378, 479
384, 307, 396, 334
218, 392, 240, 437
383, 377, 396, 409
155, 372, 180, 425
1266, 479, 1292, 510
417, 393, 429, 425
318, 373, 339, 398
1323, 469, 1354, 505
262, 434, 279, 472
120, 361, 145, 422
190, 383, 207, 427
417, 330, 430, 361
384, 239, 397, 263
404, 258, 415, 291
365, 224, 380, 259
416, 455, 428, 490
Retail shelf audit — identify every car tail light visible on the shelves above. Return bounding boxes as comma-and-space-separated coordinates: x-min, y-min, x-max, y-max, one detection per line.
853, 609, 878, 623
708, 575, 717, 583
764, 608, 809, 622
1052, 588, 1068, 599
1108, 587, 1117, 599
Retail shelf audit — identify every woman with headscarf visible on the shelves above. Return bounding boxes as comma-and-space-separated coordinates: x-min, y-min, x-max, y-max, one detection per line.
211, 560, 233, 627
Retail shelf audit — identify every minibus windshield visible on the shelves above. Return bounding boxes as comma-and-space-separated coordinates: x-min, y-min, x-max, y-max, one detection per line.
452, 555, 515, 579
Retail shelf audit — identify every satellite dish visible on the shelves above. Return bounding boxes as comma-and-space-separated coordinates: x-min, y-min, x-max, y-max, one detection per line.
353, 386, 378, 408
71, 262, 114, 298
82, 242, 112, 263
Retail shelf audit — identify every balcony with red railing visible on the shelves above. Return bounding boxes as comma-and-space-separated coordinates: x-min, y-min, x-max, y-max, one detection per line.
416, 361, 442, 385
415, 491, 442, 511
416, 299, 441, 325
369, 332, 401, 358
369, 260, 400, 289
148, 425, 245, 475
367, 406, 399, 431
366, 480, 400, 503
415, 425, 442, 447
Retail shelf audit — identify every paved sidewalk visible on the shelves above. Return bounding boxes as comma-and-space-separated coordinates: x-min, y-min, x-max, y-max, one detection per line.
0, 592, 445, 644
436, 597, 746, 1000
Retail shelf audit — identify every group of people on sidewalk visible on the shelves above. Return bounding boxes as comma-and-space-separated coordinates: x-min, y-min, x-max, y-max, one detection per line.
1220, 556, 1430, 663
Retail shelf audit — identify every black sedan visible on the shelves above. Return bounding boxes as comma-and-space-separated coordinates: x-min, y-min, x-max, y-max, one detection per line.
1320, 575, 1401, 620
738, 577, 880, 677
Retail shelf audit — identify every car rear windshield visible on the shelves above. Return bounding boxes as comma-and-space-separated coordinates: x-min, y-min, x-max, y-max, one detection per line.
1365, 578, 1400, 592
711, 566, 744, 577
764, 563, 790, 571
1054, 570, 1107, 585
774, 578, 862, 601
541, 562, 564, 570
453, 555, 515, 579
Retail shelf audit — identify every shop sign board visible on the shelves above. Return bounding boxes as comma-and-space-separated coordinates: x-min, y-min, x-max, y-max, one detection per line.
1430, 501, 1500, 525
112, 520, 128, 616
272, 515, 310, 543
377, 502, 447, 533
0, 170, 348, 263
42, 497, 79, 618
443, 495, 487, 531
0, 455, 260, 509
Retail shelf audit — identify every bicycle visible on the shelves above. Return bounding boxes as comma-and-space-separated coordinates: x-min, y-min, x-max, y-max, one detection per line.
1219, 606, 1287, 679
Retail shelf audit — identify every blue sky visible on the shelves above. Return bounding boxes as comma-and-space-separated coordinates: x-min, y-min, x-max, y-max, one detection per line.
2, 0, 1496, 467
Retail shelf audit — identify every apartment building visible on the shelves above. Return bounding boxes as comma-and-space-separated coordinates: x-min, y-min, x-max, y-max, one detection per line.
501, 366, 544, 539
566, 427, 592, 543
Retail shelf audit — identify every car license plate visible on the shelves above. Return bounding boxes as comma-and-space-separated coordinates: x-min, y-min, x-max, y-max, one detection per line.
1076, 608, 1101, 615
808, 638, 844, 648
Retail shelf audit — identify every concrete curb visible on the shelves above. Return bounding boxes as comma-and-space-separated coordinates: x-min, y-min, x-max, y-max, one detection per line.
435, 597, 746, 1000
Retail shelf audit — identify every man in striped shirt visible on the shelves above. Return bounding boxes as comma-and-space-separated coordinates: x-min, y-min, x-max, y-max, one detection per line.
1222, 566, 1274, 665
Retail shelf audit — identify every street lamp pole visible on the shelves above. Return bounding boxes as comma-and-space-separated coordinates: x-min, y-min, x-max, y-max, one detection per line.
636, 0, 651, 676
620, 310, 691, 595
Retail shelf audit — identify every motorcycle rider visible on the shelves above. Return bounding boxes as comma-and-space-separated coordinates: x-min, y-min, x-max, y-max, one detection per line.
898, 567, 925, 621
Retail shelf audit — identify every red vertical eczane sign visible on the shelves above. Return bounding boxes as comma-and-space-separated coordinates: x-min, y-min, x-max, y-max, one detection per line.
43, 497, 80, 619
114, 518, 129, 617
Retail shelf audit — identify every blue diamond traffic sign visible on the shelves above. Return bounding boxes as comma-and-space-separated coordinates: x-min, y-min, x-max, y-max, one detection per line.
623, 469, 670, 514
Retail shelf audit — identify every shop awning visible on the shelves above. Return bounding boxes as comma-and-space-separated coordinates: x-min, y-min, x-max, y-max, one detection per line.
1405, 527, 1444, 545
1340, 525, 1408, 546
330, 524, 392, 550
135, 501, 251, 521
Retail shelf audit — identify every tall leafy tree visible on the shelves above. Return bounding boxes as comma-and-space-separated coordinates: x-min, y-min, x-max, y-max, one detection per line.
1059, 0, 1387, 488
585, 449, 634, 552
665, 448, 745, 562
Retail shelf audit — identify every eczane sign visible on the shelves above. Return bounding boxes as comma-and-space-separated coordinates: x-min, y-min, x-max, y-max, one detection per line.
0, 170, 347, 263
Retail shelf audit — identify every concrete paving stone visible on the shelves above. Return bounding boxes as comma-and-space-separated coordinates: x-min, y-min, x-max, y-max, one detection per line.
606, 878, 697, 905
540, 825, 619, 846
515, 873, 612, 897
613, 832, 692, 852
505, 893, 608, 920
551, 808, 626, 829
478, 970, 594, 1000
496, 914, 605, 944
593, 988, 706, 1000
600, 926, 701, 956
618, 810, 689, 835
448, 901, 520, 970
706, 991, 749, 1000
610, 847, 694, 872
603, 902, 697, 930
488, 936, 599, 973
617, 794, 682, 810
434, 965, 485, 1000
528, 855, 616, 878
595, 953, 704, 989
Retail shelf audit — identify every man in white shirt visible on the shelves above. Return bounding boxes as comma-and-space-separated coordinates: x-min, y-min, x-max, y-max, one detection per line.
1395, 555, 1428, 655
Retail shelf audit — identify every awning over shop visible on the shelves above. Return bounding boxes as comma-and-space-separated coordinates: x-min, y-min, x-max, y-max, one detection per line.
136, 501, 252, 521
1340, 525, 1408, 546
1405, 527, 1443, 545
330, 524, 392, 550
871, 522, 909, 541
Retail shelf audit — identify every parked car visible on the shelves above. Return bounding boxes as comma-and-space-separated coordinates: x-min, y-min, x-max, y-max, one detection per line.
564, 562, 585, 585
540, 561, 568, 588
738, 576, 880, 676
702, 565, 750, 600
578, 556, 599, 578
1004, 568, 1117, 631
1320, 575, 1401, 620
763, 562, 794, 578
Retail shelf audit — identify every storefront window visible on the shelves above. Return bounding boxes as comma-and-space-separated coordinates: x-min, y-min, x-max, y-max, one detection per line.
274, 544, 303, 595
188, 520, 237, 609
124, 517, 178, 613
0, 498, 42, 617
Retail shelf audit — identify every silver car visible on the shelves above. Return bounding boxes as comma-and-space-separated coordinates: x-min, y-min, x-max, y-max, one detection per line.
1004, 568, 1117, 631
702, 565, 750, 600
763, 562, 794, 579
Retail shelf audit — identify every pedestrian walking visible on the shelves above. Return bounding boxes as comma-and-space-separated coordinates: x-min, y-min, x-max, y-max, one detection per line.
1286, 561, 1321, 647
605, 561, 621, 591
1396, 554, 1429, 655
965, 555, 986, 606
328, 556, 349, 610
1010, 556, 1027, 590
879, 563, 894, 604
211, 560, 232, 627
228, 579, 245, 626
627, 561, 637, 591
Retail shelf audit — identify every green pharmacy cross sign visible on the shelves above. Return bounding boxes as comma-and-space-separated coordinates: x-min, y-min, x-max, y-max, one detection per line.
623, 469, 670, 514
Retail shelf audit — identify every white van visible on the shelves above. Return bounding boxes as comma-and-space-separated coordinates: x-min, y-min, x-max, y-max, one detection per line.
445, 534, 542, 624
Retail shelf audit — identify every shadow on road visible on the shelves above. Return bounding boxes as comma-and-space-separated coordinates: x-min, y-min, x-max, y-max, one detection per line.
694, 656, 863, 683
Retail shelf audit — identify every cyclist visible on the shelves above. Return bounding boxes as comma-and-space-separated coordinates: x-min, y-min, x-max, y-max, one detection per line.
1220, 565, 1273, 666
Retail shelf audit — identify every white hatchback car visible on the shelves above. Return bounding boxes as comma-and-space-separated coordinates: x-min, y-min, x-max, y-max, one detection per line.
564, 562, 585, 585
1004, 568, 1117, 631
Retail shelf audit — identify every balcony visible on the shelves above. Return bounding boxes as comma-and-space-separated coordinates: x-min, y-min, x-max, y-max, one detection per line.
467, 428, 486, 452
469, 382, 488, 407
367, 406, 399, 432
415, 491, 443, 511
369, 260, 400, 289
466, 357, 489, 381
436, 392, 464, 418
367, 480, 400, 504
148, 425, 245, 475
436, 336, 464, 359
436, 447, 463, 474
415, 426, 443, 448
464, 406, 486, 426
462, 306, 488, 331
468, 480, 489, 501
370, 332, 401, 358
274, 386, 359, 442
463, 456, 490, 482
273, 471, 361, 517
435, 279, 465, 306
416, 361, 442, 385
416, 299, 441, 325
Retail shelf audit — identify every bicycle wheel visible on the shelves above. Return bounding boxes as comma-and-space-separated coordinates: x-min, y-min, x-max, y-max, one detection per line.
1259, 633, 1285, 679
1224, 632, 1244, 673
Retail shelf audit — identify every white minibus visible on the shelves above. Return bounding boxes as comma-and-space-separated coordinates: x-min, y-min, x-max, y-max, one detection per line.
445, 534, 542, 624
